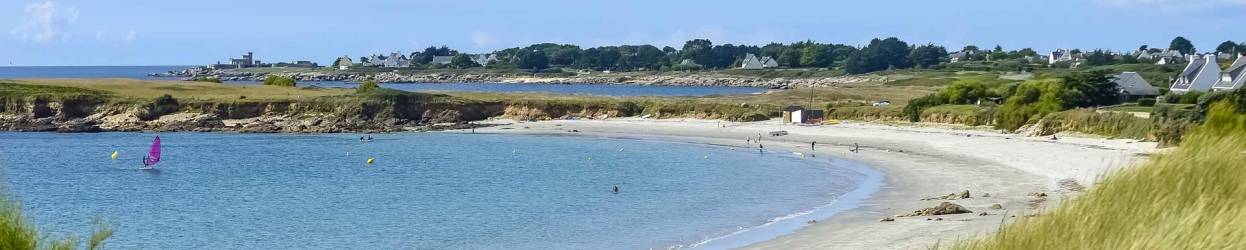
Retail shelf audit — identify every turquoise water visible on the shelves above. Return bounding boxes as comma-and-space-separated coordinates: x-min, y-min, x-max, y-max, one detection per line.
0, 132, 875, 249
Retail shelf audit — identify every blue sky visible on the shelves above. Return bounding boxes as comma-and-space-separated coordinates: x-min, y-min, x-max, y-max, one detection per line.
2, 0, 1244, 66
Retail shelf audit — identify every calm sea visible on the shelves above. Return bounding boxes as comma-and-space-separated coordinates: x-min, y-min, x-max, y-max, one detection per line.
0, 66, 764, 97
0, 132, 878, 249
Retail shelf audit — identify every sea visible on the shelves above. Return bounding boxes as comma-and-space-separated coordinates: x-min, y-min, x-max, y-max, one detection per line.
0, 66, 878, 249
0, 66, 765, 97
0, 132, 880, 249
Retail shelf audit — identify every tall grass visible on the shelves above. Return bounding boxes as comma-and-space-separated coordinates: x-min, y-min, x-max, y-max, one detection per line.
1031, 109, 1152, 139
1, 163, 114, 250
954, 101, 1246, 249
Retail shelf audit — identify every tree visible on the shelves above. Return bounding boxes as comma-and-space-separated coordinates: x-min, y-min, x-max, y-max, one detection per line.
680, 39, 716, 67
800, 45, 834, 67
778, 48, 802, 67
962, 45, 980, 52
449, 54, 480, 69
909, 44, 947, 69
1216, 40, 1238, 54
356, 80, 380, 94
1062, 69, 1120, 107
516, 50, 550, 70
1169, 36, 1195, 55
1083, 50, 1117, 66
845, 37, 913, 74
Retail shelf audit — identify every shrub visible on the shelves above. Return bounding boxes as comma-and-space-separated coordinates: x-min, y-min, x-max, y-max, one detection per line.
1179, 91, 1204, 104
262, 75, 297, 87
1161, 92, 1180, 104
189, 77, 222, 83
1137, 98, 1156, 107
138, 94, 181, 120
356, 81, 380, 94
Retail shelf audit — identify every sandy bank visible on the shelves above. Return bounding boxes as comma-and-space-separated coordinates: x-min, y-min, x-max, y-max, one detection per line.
468, 118, 1156, 249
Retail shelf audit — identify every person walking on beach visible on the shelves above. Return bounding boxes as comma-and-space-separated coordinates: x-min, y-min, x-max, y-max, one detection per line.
811, 141, 816, 151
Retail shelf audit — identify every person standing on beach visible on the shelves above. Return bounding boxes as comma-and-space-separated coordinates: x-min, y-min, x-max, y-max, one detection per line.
811, 141, 816, 151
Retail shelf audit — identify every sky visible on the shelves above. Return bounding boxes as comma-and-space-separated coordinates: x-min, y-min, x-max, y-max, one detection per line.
1, 0, 1244, 66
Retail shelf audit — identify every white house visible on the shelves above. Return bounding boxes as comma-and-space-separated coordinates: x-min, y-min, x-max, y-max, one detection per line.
678, 59, 702, 68
739, 54, 777, 69
1137, 49, 1184, 65
430, 55, 454, 65
1170, 54, 1222, 93
1048, 49, 1079, 65
334, 56, 353, 70
1212, 55, 1246, 91
382, 52, 410, 68
470, 54, 497, 66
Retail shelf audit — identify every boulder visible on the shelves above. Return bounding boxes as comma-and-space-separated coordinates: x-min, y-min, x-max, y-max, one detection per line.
990, 203, 1004, 209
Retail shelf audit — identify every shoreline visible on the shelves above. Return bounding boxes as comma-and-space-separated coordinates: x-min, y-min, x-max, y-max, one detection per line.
465, 118, 1156, 249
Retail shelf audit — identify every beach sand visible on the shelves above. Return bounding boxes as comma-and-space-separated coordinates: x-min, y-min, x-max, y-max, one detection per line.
469, 118, 1157, 249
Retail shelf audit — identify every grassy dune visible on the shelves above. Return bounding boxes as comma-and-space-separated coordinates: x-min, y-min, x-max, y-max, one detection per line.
956, 102, 1246, 249
12, 79, 349, 102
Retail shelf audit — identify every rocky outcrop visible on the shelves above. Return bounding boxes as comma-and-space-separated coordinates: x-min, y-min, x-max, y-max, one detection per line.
0, 94, 506, 133
154, 67, 887, 89
922, 190, 971, 200
898, 202, 973, 217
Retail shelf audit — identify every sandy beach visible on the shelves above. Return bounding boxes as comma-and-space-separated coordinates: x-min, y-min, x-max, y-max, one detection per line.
470, 118, 1157, 249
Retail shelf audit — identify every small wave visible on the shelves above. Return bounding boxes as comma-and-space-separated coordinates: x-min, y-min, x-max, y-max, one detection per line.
679, 197, 845, 249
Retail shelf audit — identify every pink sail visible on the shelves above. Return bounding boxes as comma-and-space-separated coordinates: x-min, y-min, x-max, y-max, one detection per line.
145, 136, 161, 166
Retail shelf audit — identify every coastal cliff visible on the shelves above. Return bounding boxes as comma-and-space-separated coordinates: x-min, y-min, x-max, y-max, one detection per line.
0, 81, 775, 133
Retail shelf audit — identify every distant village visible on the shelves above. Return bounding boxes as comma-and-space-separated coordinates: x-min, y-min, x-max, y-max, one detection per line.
199, 37, 1245, 97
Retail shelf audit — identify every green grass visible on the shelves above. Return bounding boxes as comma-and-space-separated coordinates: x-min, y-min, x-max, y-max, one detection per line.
13, 79, 350, 102
0, 81, 108, 99
1103, 104, 1153, 113
955, 102, 1246, 249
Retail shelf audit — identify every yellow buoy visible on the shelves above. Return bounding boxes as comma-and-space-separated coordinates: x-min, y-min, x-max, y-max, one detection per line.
367, 157, 375, 164
110, 151, 118, 160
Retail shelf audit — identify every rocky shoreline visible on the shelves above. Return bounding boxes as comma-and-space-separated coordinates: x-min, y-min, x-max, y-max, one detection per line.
153, 68, 886, 89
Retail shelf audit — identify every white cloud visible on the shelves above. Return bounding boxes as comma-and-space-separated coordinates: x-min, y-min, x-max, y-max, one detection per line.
1093, 0, 1246, 6
9, 0, 79, 43
124, 30, 136, 44
471, 31, 495, 47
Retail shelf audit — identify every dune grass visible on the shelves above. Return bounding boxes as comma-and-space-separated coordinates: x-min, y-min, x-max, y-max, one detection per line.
954, 101, 1246, 249
1, 164, 114, 250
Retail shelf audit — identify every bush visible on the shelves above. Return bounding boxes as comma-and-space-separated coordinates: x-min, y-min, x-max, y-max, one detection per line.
1161, 92, 1179, 104
263, 75, 297, 87
1137, 98, 1156, 107
138, 94, 181, 120
189, 77, 222, 83
1179, 91, 1204, 104
356, 81, 380, 94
